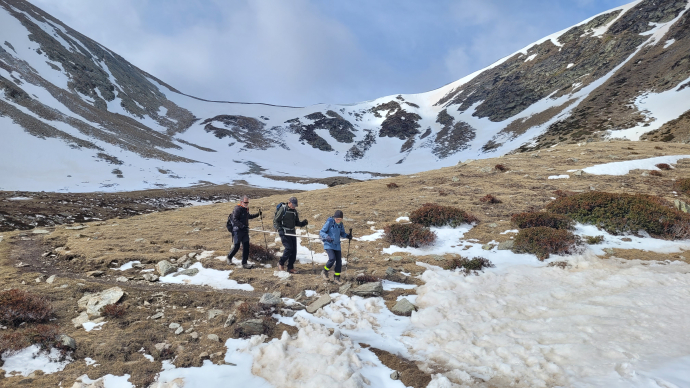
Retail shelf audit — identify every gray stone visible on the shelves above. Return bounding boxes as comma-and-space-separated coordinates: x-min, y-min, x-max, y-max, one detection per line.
238, 319, 265, 336
641, 171, 650, 177
295, 290, 307, 301
207, 334, 220, 342
151, 312, 164, 320
143, 273, 159, 282
451, 176, 460, 182
174, 327, 182, 334
71, 312, 89, 328
481, 244, 493, 250
224, 313, 237, 328
259, 293, 283, 306
432, 255, 445, 261
391, 298, 416, 316
352, 282, 383, 297
487, 223, 498, 228
173, 268, 199, 277
573, 170, 585, 176
86, 271, 104, 277
306, 294, 332, 313
603, 248, 615, 255
115, 276, 128, 282
169, 323, 181, 329
674, 199, 689, 214
385, 267, 397, 277
338, 282, 353, 295
156, 260, 176, 276
154, 342, 169, 352
65, 225, 87, 230
208, 309, 224, 320
32, 229, 50, 234
390, 370, 400, 380
497, 240, 514, 250
391, 256, 403, 262
190, 332, 199, 340
281, 309, 296, 317
46, 275, 56, 284
57, 334, 77, 350
78, 287, 124, 317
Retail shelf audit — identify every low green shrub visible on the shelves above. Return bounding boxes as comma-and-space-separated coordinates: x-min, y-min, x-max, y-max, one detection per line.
675, 178, 690, 195
445, 256, 495, 275
512, 227, 582, 261
584, 235, 605, 244
546, 191, 690, 239
0, 289, 55, 327
410, 203, 479, 227
384, 223, 437, 248
511, 212, 574, 230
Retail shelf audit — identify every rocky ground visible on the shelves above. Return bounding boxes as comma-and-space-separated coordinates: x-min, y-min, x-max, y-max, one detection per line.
0, 140, 689, 387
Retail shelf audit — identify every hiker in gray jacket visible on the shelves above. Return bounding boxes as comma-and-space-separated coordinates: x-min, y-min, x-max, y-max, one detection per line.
274, 197, 308, 273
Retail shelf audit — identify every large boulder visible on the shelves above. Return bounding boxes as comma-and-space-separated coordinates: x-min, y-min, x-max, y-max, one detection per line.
306, 294, 332, 313
57, 334, 76, 350
352, 282, 383, 297
391, 298, 416, 316
156, 260, 176, 276
173, 268, 199, 277
238, 319, 265, 336
259, 293, 282, 306
77, 287, 124, 317
497, 240, 514, 250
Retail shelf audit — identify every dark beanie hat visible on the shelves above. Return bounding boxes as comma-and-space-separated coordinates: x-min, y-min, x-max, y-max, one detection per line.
334, 210, 343, 218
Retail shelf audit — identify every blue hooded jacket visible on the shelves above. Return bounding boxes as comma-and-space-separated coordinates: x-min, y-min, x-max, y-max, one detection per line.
319, 217, 348, 251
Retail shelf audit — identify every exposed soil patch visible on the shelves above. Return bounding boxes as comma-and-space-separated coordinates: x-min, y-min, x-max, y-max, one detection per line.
368, 347, 432, 388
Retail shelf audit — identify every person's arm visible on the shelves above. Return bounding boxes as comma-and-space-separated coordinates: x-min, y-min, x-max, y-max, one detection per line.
248, 209, 261, 219
232, 206, 246, 230
339, 223, 348, 239
295, 210, 308, 227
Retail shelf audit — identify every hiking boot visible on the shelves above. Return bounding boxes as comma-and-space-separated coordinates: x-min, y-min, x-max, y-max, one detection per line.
333, 276, 343, 285
278, 264, 285, 271
321, 269, 329, 280
242, 263, 254, 269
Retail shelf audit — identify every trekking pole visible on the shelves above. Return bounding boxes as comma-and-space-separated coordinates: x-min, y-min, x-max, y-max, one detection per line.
345, 228, 352, 275
304, 227, 315, 271
259, 208, 270, 262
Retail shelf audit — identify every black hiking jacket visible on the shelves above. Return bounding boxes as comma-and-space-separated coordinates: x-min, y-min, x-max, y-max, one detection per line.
231, 204, 259, 233
277, 206, 307, 234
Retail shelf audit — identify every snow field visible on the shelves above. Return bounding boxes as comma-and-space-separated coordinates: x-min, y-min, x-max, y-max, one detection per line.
573, 155, 690, 176
1, 345, 72, 377
159, 262, 254, 291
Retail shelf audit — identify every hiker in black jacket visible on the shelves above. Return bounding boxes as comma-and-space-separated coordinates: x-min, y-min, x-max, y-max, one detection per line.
227, 195, 261, 269
275, 196, 308, 273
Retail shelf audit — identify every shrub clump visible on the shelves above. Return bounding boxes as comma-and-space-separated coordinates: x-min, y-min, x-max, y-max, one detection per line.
386, 182, 399, 189
649, 170, 663, 177
546, 192, 690, 239
355, 274, 381, 284
248, 243, 278, 262
511, 212, 574, 230
101, 303, 127, 319
479, 194, 502, 204
494, 164, 509, 172
584, 235, 605, 244
410, 203, 479, 227
655, 163, 672, 170
0, 289, 55, 327
445, 256, 495, 275
512, 227, 582, 261
674, 178, 690, 195
0, 324, 60, 356
384, 223, 437, 248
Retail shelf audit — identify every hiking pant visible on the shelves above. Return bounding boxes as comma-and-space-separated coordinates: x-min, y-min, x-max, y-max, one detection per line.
279, 232, 298, 270
324, 249, 342, 276
228, 230, 250, 265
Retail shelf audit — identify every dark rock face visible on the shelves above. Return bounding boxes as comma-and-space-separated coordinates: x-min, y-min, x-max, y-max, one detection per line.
371, 101, 422, 140
305, 110, 357, 143
432, 109, 475, 158
201, 115, 281, 150
286, 117, 334, 151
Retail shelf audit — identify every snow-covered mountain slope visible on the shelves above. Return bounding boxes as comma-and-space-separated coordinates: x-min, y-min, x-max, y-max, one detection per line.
1, 0, 690, 192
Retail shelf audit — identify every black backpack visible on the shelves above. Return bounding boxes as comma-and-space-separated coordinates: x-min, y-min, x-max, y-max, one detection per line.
273, 203, 286, 230
226, 213, 234, 232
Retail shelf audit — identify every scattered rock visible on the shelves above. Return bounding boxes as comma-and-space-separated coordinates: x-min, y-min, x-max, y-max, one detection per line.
238, 319, 265, 336
481, 244, 493, 250
151, 312, 164, 320
174, 327, 184, 335
295, 290, 307, 302
352, 282, 383, 297
207, 334, 220, 342
674, 199, 689, 214
32, 229, 50, 234
86, 271, 104, 277
156, 260, 176, 276
391, 256, 402, 262
338, 282, 353, 295
306, 294, 332, 313
154, 342, 169, 352
173, 268, 199, 277
385, 267, 397, 277
281, 309, 296, 317
432, 255, 445, 261
115, 276, 128, 283
487, 222, 498, 228
46, 275, 56, 284
57, 334, 76, 350
169, 323, 181, 330
573, 170, 585, 176
259, 293, 282, 306
78, 287, 124, 317
641, 171, 650, 177
208, 309, 224, 320
224, 313, 237, 328
390, 370, 400, 380
199, 352, 209, 360
134, 238, 145, 243
190, 332, 199, 340
65, 225, 87, 230
71, 312, 89, 328
497, 240, 514, 250
143, 273, 159, 282
392, 298, 416, 316
603, 248, 615, 255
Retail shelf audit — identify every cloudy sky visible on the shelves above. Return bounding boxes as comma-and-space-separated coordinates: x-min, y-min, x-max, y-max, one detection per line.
29, 0, 630, 106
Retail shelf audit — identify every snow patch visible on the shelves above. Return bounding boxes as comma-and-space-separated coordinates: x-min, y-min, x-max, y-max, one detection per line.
574, 155, 690, 175
1, 345, 72, 377
160, 262, 254, 291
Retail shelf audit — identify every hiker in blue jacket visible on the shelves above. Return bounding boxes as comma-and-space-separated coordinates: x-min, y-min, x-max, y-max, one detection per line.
319, 210, 352, 284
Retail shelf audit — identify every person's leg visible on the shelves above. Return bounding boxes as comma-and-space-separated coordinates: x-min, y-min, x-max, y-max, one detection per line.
279, 233, 289, 269
333, 250, 342, 275
241, 234, 250, 265
323, 249, 336, 279
287, 236, 297, 270
227, 232, 241, 261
